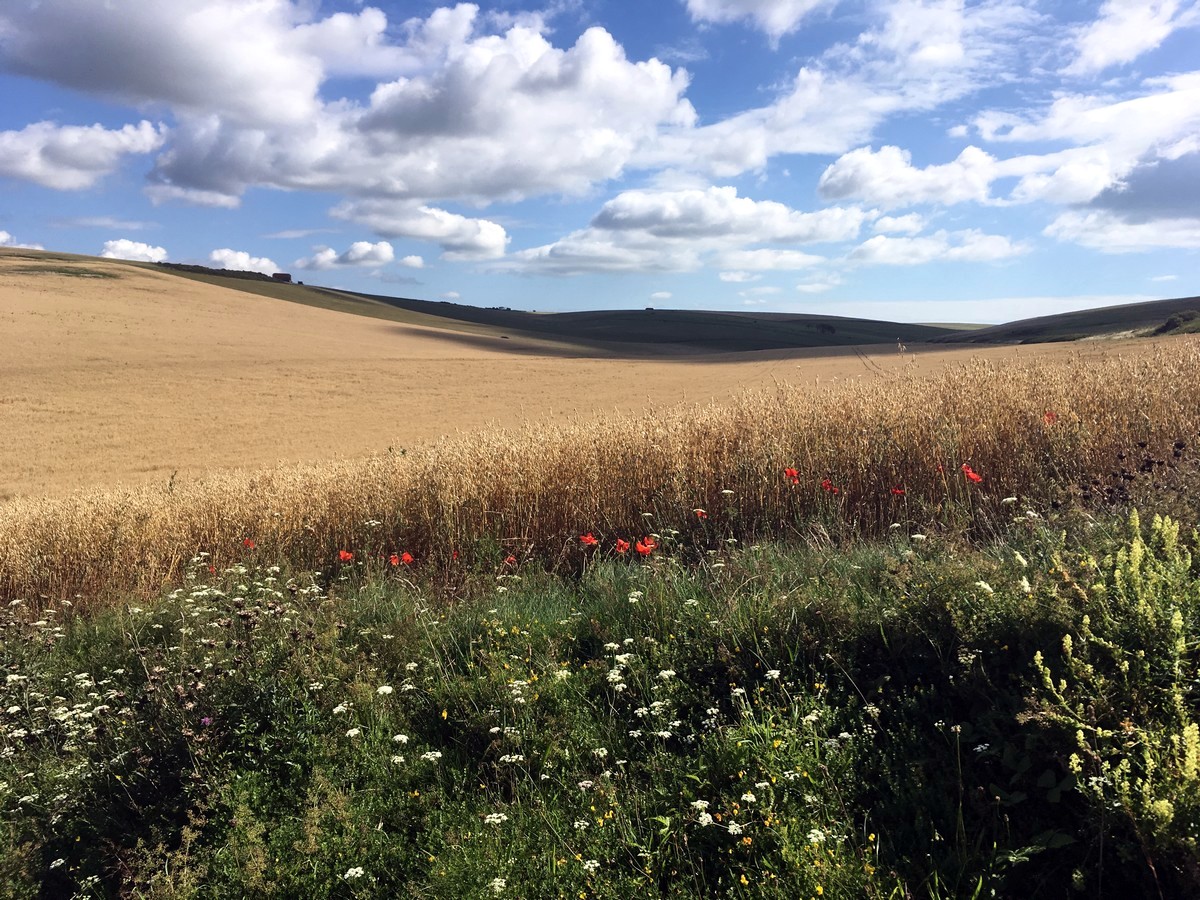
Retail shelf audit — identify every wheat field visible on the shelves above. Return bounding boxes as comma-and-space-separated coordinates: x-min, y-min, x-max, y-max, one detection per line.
3, 326, 1197, 607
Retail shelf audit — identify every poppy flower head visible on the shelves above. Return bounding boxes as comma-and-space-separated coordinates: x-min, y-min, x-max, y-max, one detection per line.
338, 549, 354, 563
891, 487, 906, 496
694, 508, 708, 519
1043, 410, 1058, 425
580, 532, 599, 547
242, 538, 256, 550
504, 554, 517, 566
961, 464, 983, 484
400, 551, 414, 565
821, 478, 840, 495
615, 538, 630, 555
784, 467, 800, 485
635, 537, 656, 556
388, 553, 401, 566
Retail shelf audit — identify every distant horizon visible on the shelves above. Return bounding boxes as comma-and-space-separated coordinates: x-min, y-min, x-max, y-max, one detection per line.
2, 0, 1198, 322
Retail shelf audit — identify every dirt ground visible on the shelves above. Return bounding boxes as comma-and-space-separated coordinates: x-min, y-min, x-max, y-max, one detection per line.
0, 254, 1089, 500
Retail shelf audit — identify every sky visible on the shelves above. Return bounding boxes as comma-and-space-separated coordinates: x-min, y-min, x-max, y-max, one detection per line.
0, 0, 1197, 324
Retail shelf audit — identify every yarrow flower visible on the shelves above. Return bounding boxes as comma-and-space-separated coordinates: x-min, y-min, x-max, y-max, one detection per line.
376, 685, 393, 695
484, 812, 509, 826
344, 866, 365, 880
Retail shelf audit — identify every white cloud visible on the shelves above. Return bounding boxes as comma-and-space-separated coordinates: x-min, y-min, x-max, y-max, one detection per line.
592, 186, 866, 242
510, 233, 704, 275
100, 239, 168, 262
297, 241, 395, 270
718, 249, 825, 270
399, 255, 425, 269
1151, 274, 1178, 282
795, 273, 843, 293
818, 145, 994, 208
333, 202, 508, 260
0, 231, 45, 250
873, 213, 926, 235
0, 0, 327, 126
55, 216, 155, 230
850, 229, 1028, 265
683, 0, 836, 41
1063, 0, 1198, 77
0, 120, 163, 190
1044, 211, 1200, 252
718, 271, 762, 282
208, 248, 279, 275
440, 291, 461, 301
650, 291, 673, 300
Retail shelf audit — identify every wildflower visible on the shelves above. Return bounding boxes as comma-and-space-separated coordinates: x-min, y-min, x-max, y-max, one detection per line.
343, 866, 365, 880
242, 538, 256, 550
574, 819, 589, 830
615, 538, 630, 554
489, 877, 507, 894
421, 751, 443, 762
635, 537, 656, 556
333, 704, 350, 715
821, 478, 839, 494
808, 828, 826, 844
592, 747, 609, 759
784, 467, 800, 485
698, 812, 715, 826
580, 533, 599, 547
975, 581, 994, 594
694, 508, 708, 519
765, 669, 781, 680
338, 550, 354, 563
582, 859, 600, 874
1043, 410, 1058, 425
388, 553, 400, 566
891, 487, 905, 495
727, 821, 743, 835
346, 727, 361, 738
377, 685, 394, 695
393, 734, 409, 744
504, 554, 517, 566
658, 669, 676, 680
401, 551, 414, 565
391, 754, 405, 764
961, 464, 983, 483
741, 791, 757, 803
200, 716, 213, 727
484, 812, 509, 826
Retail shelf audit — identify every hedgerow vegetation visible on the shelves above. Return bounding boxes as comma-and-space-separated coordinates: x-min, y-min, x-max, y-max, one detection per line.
2, 336, 1200, 897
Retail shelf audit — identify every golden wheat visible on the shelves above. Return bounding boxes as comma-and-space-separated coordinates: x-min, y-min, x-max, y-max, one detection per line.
2, 337, 1198, 609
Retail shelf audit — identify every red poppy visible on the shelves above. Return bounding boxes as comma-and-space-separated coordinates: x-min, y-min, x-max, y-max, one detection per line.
400, 551, 414, 565
338, 549, 354, 563
388, 553, 401, 566
891, 487, 906, 495
784, 466, 800, 485
580, 532, 599, 547
242, 538, 256, 550
694, 508, 708, 519
615, 538, 630, 555
961, 464, 983, 483
504, 554, 517, 566
821, 478, 840, 494
635, 537, 657, 556
1043, 410, 1058, 425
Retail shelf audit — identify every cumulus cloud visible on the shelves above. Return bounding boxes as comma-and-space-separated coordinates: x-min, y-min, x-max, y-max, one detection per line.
795, 273, 843, 293
850, 230, 1028, 265
592, 186, 866, 242
297, 241, 395, 270
399, 255, 425, 269
718, 271, 762, 283
683, 0, 836, 41
0, 120, 163, 190
650, 291, 673, 300
208, 248, 279, 275
333, 202, 508, 260
1062, 0, 1198, 77
873, 213, 926, 235
100, 239, 168, 262
0, 231, 44, 250
818, 145, 994, 208
509, 186, 851, 274
1044, 211, 1200, 252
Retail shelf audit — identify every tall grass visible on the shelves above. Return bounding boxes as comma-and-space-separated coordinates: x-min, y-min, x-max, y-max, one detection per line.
3, 338, 1199, 607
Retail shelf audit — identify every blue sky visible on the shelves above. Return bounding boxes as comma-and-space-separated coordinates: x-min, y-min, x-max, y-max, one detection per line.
1, 0, 1197, 323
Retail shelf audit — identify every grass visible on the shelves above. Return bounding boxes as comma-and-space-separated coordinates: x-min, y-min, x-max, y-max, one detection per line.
3, 504, 1199, 897
935, 295, 1200, 345
2, 337, 1198, 608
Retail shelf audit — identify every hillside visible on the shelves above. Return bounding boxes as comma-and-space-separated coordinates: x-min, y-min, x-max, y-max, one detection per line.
933, 293, 1200, 343
140, 259, 962, 352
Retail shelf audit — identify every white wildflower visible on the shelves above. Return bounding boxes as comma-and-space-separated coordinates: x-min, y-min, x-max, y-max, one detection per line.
484, 812, 509, 826
343, 866, 365, 880
376, 685, 393, 695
